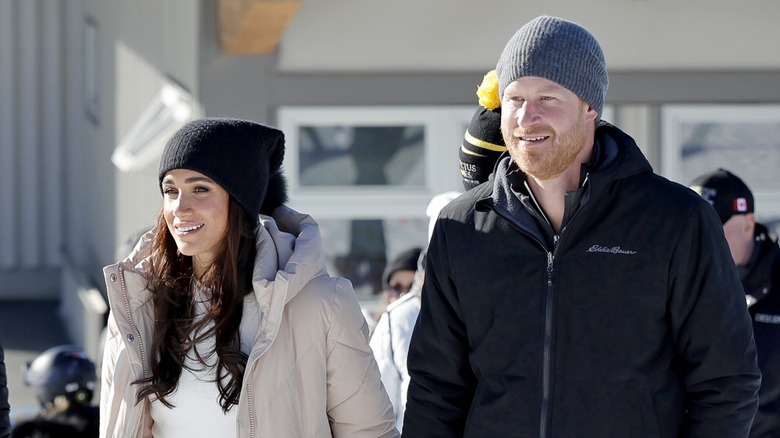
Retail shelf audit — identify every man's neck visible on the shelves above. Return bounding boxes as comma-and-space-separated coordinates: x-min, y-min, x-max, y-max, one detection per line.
527, 169, 580, 233
527, 139, 596, 233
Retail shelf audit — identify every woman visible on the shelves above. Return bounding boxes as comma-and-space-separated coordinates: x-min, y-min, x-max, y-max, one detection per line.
100, 118, 397, 437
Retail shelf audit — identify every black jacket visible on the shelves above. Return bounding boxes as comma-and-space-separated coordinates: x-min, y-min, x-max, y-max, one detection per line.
11, 405, 99, 438
0, 340, 10, 438
744, 224, 780, 438
403, 123, 761, 438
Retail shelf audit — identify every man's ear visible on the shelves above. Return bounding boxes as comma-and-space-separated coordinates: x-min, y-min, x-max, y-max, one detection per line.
745, 213, 757, 233
584, 103, 598, 123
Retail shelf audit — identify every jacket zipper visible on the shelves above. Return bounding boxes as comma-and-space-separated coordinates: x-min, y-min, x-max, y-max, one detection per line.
246, 375, 255, 437
117, 267, 148, 437
490, 173, 590, 437
245, 324, 274, 437
119, 267, 147, 378
540, 245, 556, 438
491, 205, 556, 438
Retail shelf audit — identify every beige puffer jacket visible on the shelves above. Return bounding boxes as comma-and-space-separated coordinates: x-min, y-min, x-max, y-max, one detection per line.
100, 206, 398, 438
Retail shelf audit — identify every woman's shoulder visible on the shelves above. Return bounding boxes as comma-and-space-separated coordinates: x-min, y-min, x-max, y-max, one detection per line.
288, 275, 354, 307
286, 275, 363, 325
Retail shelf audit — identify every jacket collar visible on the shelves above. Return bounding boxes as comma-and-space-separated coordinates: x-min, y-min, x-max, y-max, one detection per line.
475, 122, 653, 245
486, 122, 652, 210
252, 205, 329, 308
742, 223, 780, 304
109, 206, 329, 337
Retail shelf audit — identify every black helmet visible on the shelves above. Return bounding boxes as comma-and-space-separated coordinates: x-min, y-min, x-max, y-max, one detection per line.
24, 345, 97, 407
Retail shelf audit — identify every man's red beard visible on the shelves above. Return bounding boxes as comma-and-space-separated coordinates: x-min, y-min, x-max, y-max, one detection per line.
502, 119, 589, 181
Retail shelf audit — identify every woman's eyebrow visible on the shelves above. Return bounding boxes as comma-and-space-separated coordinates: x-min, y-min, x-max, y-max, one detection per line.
184, 176, 215, 184
162, 176, 216, 185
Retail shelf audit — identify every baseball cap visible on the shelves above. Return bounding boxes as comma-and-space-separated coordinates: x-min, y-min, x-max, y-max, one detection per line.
689, 168, 754, 224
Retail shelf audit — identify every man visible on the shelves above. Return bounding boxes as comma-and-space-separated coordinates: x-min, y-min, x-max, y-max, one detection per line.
403, 15, 760, 437
459, 70, 506, 191
691, 169, 780, 437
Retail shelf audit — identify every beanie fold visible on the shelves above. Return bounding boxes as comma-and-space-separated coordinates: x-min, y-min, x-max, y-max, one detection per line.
496, 16, 608, 117
158, 118, 287, 219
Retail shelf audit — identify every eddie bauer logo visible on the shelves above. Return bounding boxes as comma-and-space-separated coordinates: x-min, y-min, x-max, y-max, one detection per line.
755, 313, 780, 324
586, 245, 637, 255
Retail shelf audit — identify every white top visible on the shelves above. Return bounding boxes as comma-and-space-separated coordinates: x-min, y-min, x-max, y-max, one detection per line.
150, 284, 261, 437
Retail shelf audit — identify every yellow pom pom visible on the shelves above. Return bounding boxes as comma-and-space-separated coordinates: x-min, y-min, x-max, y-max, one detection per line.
475, 70, 500, 111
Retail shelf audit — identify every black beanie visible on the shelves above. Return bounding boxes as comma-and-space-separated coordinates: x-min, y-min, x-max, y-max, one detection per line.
459, 70, 507, 190
384, 247, 423, 286
689, 168, 754, 224
158, 118, 287, 219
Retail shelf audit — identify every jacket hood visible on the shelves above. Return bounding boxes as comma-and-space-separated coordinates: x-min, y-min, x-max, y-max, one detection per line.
247, 205, 330, 348
453, 121, 655, 247
486, 121, 653, 207
253, 204, 329, 306
589, 121, 653, 186
109, 205, 329, 331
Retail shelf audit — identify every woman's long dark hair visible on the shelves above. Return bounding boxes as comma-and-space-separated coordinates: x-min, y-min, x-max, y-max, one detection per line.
135, 197, 256, 413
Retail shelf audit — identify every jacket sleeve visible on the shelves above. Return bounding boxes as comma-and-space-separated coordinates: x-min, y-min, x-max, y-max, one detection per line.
669, 203, 761, 437
0, 340, 10, 438
369, 312, 403, 427
403, 222, 477, 437
326, 277, 399, 438
393, 301, 419, 432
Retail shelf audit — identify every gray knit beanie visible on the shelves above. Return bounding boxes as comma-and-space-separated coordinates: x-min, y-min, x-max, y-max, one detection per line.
496, 16, 608, 117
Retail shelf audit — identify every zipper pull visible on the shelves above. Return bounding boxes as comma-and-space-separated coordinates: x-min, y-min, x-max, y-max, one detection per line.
546, 251, 554, 285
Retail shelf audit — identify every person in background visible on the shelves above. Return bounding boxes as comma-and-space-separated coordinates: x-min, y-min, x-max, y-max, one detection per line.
371, 68, 507, 430
371, 194, 459, 433
383, 247, 423, 305
404, 15, 760, 437
12, 345, 99, 438
100, 118, 397, 437
690, 168, 780, 437
364, 247, 423, 338
459, 70, 507, 191
0, 338, 10, 438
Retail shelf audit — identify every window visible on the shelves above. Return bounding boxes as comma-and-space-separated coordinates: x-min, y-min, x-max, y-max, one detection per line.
112, 82, 200, 172
662, 104, 780, 231
278, 106, 472, 298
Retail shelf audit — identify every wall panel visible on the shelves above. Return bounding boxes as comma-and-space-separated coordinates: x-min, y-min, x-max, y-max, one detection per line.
0, 0, 64, 271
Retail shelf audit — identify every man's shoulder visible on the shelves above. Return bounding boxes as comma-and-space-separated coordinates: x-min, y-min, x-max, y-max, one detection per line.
619, 171, 712, 220
436, 185, 491, 223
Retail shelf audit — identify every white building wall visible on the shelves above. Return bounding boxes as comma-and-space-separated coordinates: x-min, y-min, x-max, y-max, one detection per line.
0, 1, 65, 299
